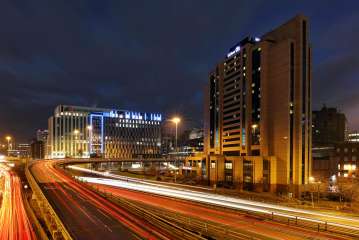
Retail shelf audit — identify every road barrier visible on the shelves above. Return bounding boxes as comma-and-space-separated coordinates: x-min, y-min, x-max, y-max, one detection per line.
25, 164, 73, 240
22, 192, 48, 240
98, 192, 268, 240
85, 182, 206, 240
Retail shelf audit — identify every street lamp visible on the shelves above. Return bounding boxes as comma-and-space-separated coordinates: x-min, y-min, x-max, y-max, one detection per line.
5, 136, 11, 156
309, 176, 315, 183
171, 117, 181, 182
309, 176, 321, 205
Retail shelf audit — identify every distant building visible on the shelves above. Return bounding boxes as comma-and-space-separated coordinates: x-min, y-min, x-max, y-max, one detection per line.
193, 15, 312, 194
312, 106, 346, 147
48, 105, 162, 159
311, 146, 337, 180
179, 128, 204, 156
36, 129, 48, 142
8, 143, 31, 158
160, 122, 175, 157
336, 142, 359, 178
347, 131, 359, 143
311, 106, 346, 180
31, 140, 45, 159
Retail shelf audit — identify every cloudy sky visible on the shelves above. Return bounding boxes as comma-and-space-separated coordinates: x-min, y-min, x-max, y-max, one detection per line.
0, 0, 358, 141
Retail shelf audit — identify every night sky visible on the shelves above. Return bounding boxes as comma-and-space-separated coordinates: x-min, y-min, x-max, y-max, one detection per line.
1, 1, 359, 142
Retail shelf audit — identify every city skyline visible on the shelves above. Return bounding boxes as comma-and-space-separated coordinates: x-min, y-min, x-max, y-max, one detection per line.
1, 3, 359, 239
1, 1, 359, 141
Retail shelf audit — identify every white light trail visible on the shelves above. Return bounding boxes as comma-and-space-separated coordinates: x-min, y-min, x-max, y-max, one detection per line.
69, 165, 359, 231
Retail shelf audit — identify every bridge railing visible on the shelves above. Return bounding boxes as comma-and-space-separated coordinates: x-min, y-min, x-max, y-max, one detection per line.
25, 164, 73, 240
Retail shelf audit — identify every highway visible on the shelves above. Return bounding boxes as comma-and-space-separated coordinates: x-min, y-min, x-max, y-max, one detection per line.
0, 164, 37, 240
69, 165, 359, 238
30, 160, 178, 240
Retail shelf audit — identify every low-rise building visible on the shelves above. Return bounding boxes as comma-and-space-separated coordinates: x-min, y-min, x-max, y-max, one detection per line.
48, 105, 162, 159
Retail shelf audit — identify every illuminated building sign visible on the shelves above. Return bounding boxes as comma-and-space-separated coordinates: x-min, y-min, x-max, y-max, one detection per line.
227, 45, 240, 58
227, 37, 261, 58
107, 110, 162, 122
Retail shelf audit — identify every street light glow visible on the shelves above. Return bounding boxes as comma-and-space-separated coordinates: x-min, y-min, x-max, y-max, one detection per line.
73, 129, 80, 135
87, 125, 92, 130
5, 136, 11, 141
309, 176, 315, 183
171, 117, 181, 124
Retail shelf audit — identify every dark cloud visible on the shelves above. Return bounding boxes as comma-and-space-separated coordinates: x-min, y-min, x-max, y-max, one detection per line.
0, 0, 359, 141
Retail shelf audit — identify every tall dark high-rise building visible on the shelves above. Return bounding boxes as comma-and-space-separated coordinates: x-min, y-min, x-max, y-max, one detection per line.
312, 106, 346, 147
202, 15, 312, 193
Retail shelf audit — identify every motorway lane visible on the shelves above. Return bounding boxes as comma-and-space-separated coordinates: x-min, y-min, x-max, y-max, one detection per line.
30, 161, 173, 240
70, 166, 359, 231
89, 182, 349, 240
0, 164, 37, 240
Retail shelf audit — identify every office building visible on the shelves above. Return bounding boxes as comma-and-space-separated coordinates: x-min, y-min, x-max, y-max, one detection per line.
8, 143, 31, 158
311, 146, 337, 179
31, 139, 45, 159
311, 106, 346, 179
48, 105, 162, 159
347, 131, 359, 143
312, 106, 346, 147
179, 128, 204, 156
336, 142, 359, 178
36, 129, 48, 142
201, 15, 312, 193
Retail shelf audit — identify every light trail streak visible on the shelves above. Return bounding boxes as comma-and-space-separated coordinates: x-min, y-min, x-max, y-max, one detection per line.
32, 161, 175, 240
0, 164, 37, 240
69, 165, 359, 232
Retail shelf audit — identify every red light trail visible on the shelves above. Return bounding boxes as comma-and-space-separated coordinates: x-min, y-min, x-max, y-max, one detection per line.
0, 165, 37, 240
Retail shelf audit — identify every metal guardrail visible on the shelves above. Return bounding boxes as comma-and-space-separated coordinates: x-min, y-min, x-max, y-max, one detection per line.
114, 198, 269, 240
25, 164, 73, 240
86, 183, 205, 240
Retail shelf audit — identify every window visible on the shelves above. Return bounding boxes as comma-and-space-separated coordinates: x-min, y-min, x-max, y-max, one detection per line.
344, 148, 348, 153
225, 161, 233, 169
344, 157, 349, 162
211, 161, 216, 169
337, 148, 340, 153
353, 156, 357, 161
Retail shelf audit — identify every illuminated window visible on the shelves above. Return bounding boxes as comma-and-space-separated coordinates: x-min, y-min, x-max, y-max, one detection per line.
344, 148, 348, 153
344, 164, 356, 171
225, 161, 233, 169
211, 161, 216, 169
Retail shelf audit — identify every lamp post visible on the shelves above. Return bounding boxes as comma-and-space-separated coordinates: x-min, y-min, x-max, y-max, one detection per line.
171, 117, 181, 182
309, 176, 321, 206
5, 136, 11, 156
